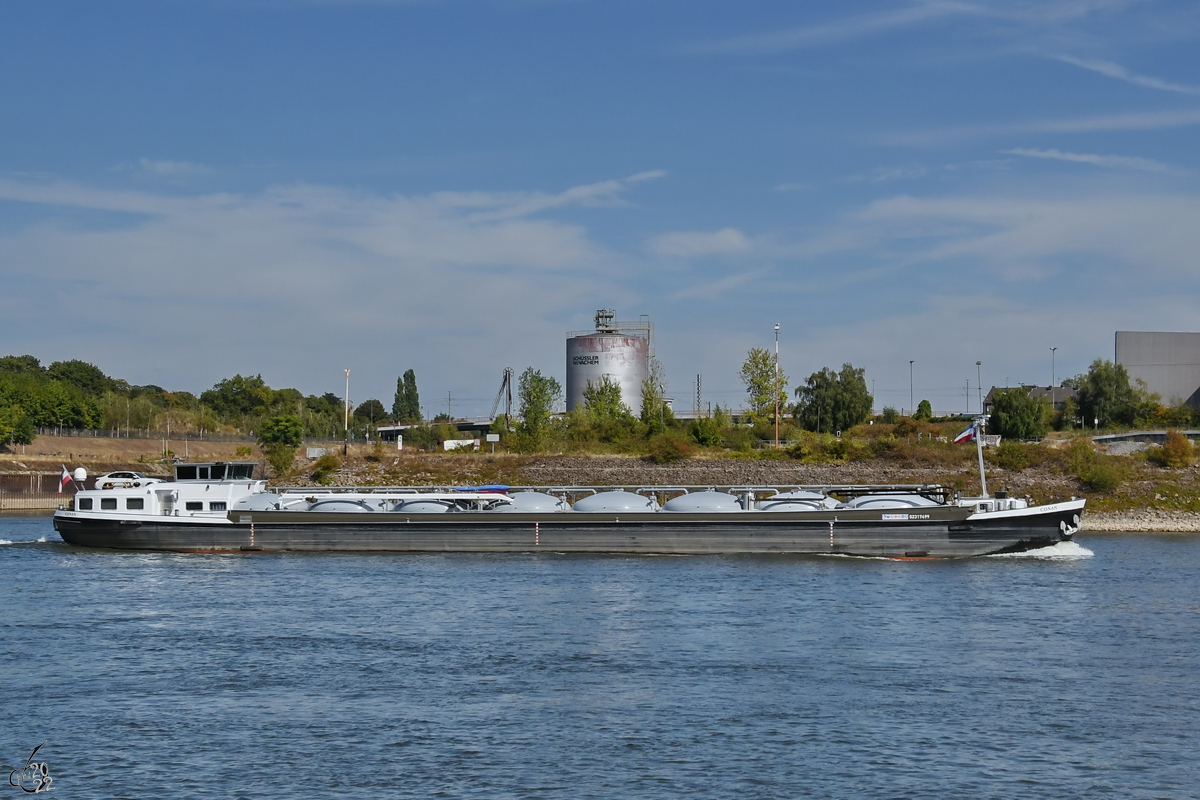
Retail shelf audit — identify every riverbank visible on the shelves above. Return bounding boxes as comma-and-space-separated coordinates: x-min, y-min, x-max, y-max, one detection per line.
1077, 510, 1200, 532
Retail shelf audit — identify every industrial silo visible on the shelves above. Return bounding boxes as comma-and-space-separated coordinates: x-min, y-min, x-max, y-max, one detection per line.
566, 310, 652, 412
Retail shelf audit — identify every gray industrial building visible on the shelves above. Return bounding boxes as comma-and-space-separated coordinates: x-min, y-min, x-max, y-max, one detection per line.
1115, 331, 1200, 407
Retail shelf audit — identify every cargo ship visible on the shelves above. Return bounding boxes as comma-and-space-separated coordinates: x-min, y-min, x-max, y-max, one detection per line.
52, 460, 1084, 559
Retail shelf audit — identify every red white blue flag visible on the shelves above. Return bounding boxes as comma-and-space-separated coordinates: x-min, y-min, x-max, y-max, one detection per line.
59, 465, 72, 494
953, 423, 976, 444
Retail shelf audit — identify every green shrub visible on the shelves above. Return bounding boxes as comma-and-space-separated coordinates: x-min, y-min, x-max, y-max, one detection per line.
1161, 430, 1193, 468
691, 417, 721, 446
724, 426, 755, 452
235, 445, 253, 458
646, 433, 694, 464
1063, 438, 1126, 493
1065, 438, 1097, 474
264, 445, 296, 477
826, 438, 850, 460
1079, 462, 1124, 493
870, 435, 901, 457
991, 441, 1035, 471
311, 453, 340, 485
846, 439, 873, 461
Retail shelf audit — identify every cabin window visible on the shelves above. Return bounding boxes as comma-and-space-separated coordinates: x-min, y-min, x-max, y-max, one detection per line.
101, 498, 117, 510
78, 498, 93, 510
209, 465, 226, 480
209, 502, 227, 512
176, 466, 198, 480
185, 502, 203, 511
231, 464, 254, 479
126, 498, 145, 510
198, 467, 210, 480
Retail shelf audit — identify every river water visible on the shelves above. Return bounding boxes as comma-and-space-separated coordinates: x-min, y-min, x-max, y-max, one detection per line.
2, 514, 1197, 799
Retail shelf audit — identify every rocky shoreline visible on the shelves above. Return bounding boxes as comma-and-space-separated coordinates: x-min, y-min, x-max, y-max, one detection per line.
1080, 510, 1200, 532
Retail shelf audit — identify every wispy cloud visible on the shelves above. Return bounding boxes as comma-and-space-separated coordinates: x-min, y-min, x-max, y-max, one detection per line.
887, 107, 1200, 144
684, 0, 1144, 57
685, 2, 980, 55
137, 158, 212, 177
649, 228, 751, 257
843, 166, 930, 184
460, 170, 666, 223
1055, 55, 1200, 96
1005, 147, 1177, 172
853, 191, 1200, 277
0, 173, 660, 397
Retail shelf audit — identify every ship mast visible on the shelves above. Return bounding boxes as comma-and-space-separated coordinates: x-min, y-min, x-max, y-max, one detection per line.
975, 415, 989, 498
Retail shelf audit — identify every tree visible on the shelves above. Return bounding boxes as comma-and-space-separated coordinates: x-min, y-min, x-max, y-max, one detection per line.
881, 406, 900, 424
691, 416, 720, 446
583, 376, 633, 422
989, 389, 1048, 441
913, 400, 933, 421
793, 363, 873, 434
639, 357, 674, 435
0, 355, 45, 376
393, 369, 421, 422
355, 399, 387, 425
47, 360, 115, 396
1, 405, 36, 446
581, 376, 639, 444
258, 414, 304, 476
1076, 359, 1136, 428
516, 367, 562, 451
739, 348, 788, 425
201, 374, 275, 419
1157, 430, 1193, 468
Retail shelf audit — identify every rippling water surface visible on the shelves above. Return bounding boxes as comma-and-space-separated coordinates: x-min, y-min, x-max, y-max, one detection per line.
3, 515, 1197, 798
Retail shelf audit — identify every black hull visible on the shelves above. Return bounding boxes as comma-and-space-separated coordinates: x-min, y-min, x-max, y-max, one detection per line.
53, 503, 1083, 559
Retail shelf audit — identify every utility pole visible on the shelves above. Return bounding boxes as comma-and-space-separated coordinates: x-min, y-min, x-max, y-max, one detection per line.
774, 323, 780, 448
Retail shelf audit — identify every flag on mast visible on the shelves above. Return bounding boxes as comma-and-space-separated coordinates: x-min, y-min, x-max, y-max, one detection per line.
59, 465, 72, 494
953, 421, 977, 444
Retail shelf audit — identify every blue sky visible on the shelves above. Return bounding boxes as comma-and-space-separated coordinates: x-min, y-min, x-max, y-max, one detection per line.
3, 0, 1199, 416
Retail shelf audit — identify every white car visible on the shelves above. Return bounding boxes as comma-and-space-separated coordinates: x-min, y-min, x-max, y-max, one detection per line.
92, 471, 163, 489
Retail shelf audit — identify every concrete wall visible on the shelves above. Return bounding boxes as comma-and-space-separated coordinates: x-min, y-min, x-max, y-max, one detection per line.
1115, 331, 1200, 406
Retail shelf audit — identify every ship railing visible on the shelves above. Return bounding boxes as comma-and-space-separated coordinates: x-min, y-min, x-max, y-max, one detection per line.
273, 483, 954, 505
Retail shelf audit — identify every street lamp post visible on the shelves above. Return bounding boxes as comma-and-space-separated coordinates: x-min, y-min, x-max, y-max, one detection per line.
976, 361, 982, 414
1050, 347, 1057, 388
660, 383, 667, 434
909, 361, 914, 416
343, 369, 350, 456
774, 323, 780, 448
